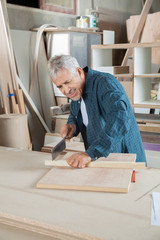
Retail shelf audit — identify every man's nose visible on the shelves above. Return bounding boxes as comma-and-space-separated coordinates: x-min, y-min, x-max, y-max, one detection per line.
61, 85, 69, 95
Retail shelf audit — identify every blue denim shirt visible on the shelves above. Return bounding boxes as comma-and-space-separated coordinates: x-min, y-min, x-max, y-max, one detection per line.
67, 67, 146, 164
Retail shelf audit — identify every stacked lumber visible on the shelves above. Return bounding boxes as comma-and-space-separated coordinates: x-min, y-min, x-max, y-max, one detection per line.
0, 1, 52, 149
0, 1, 23, 115
0, 1, 32, 149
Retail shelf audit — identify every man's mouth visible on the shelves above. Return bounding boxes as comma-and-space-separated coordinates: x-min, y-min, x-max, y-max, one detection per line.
68, 88, 77, 98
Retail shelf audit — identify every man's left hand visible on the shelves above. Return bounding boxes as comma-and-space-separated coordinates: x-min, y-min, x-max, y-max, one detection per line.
67, 152, 92, 168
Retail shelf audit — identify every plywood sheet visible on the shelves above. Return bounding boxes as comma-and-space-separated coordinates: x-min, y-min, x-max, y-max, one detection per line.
37, 153, 136, 193
37, 167, 133, 193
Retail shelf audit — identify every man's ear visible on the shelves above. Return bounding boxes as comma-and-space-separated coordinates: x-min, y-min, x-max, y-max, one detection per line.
77, 67, 84, 78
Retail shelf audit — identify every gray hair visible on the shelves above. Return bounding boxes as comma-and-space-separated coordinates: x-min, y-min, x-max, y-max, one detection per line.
48, 55, 80, 79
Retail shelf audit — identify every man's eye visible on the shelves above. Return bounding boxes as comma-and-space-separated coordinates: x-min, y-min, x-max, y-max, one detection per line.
57, 86, 62, 89
65, 80, 71, 84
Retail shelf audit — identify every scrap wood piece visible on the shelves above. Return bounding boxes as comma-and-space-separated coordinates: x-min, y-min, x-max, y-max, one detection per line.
121, 0, 153, 66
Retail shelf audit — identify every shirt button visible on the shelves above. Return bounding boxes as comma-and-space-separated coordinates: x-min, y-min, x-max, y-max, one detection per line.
78, 101, 80, 104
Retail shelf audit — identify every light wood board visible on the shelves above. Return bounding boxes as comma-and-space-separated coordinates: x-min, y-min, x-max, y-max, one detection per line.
37, 153, 136, 193
37, 167, 133, 193
45, 159, 145, 169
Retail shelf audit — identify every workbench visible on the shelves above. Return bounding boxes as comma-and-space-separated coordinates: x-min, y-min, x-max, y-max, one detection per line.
0, 146, 160, 240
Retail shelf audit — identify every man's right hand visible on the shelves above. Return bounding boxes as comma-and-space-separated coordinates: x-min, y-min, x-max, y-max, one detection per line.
60, 124, 76, 141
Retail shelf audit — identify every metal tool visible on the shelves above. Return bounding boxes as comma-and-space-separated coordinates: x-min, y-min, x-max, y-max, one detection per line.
51, 137, 66, 161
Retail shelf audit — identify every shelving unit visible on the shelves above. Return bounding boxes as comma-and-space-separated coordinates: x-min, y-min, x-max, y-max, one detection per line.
91, 42, 160, 132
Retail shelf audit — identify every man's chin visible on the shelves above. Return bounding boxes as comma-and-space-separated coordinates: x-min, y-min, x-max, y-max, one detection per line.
68, 93, 81, 101
67, 95, 80, 101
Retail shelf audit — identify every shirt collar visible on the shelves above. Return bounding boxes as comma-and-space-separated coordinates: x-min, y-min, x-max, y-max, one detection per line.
83, 66, 93, 95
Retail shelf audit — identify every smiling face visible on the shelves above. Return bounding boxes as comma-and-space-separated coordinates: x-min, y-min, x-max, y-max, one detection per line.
53, 67, 86, 101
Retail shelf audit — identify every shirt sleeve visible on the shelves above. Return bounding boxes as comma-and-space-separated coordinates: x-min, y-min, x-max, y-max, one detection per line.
86, 85, 131, 160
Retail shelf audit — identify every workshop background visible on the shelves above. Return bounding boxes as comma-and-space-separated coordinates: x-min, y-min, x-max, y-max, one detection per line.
0, 0, 160, 152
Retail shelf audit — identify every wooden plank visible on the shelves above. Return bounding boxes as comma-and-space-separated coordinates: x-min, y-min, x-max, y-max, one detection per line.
45, 159, 145, 169
16, 75, 50, 133
45, 152, 145, 169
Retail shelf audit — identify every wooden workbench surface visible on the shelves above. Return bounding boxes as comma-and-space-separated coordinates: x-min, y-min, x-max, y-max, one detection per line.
0, 146, 160, 240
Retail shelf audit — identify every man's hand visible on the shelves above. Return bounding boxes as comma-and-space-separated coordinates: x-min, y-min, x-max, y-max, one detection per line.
61, 124, 76, 141
67, 152, 92, 168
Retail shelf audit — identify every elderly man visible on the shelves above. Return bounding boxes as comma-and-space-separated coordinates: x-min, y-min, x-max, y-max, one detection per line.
48, 55, 146, 168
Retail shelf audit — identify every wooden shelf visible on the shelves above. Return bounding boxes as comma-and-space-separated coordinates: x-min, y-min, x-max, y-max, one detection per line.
32, 27, 102, 34
91, 42, 160, 133
138, 122, 160, 133
132, 99, 160, 109
115, 74, 133, 78
135, 74, 160, 78
92, 42, 160, 50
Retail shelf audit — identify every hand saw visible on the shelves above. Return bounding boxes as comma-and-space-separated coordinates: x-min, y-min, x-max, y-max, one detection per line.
51, 137, 66, 161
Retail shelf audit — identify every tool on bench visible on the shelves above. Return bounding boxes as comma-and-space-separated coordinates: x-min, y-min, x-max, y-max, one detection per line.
51, 137, 66, 161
